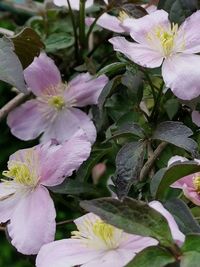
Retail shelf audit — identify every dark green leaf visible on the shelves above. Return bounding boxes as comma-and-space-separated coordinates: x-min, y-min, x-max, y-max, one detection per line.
75, 146, 112, 182
164, 199, 200, 235
126, 246, 175, 267
152, 121, 198, 156
151, 161, 200, 199
164, 99, 180, 120
0, 37, 26, 92
11, 27, 44, 69
80, 197, 174, 247
97, 62, 126, 77
181, 234, 200, 253
180, 251, 200, 267
111, 122, 145, 140
112, 141, 145, 198
45, 33, 74, 53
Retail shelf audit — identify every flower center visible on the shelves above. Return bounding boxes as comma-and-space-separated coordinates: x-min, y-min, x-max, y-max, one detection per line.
72, 218, 122, 250
193, 174, 200, 193
48, 95, 65, 110
2, 150, 39, 187
118, 10, 130, 22
148, 23, 178, 57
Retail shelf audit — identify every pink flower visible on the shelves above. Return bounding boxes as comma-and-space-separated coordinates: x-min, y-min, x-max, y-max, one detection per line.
0, 131, 91, 255
36, 212, 158, 267
149, 201, 185, 246
7, 53, 108, 144
86, 4, 156, 34
109, 10, 200, 100
53, 0, 93, 10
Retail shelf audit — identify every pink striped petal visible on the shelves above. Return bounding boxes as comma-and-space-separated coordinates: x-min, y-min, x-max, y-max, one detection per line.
24, 53, 61, 96
7, 186, 56, 255
7, 99, 47, 141
109, 37, 163, 68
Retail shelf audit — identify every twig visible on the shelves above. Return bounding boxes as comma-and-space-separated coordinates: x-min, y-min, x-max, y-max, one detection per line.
140, 141, 168, 181
56, 219, 74, 226
0, 93, 30, 122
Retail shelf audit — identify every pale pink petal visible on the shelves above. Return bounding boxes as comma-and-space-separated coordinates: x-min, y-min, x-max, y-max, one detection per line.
7, 99, 48, 141
24, 53, 61, 96
183, 185, 200, 206
41, 108, 96, 144
177, 10, 200, 54
171, 174, 196, 189
7, 186, 56, 255
192, 110, 200, 126
53, 0, 93, 10
162, 54, 200, 100
122, 10, 169, 45
36, 239, 103, 267
40, 130, 91, 186
86, 13, 125, 33
65, 73, 108, 107
149, 201, 185, 245
0, 183, 20, 223
109, 37, 163, 68
167, 155, 188, 167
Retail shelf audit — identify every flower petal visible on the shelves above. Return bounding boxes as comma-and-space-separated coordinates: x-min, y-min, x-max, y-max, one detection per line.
65, 73, 108, 107
167, 155, 188, 166
7, 186, 56, 255
40, 130, 91, 187
171, 174, 196, 189
41, 108, 96, 144
122, 10, 169, 45
192, 110, 200, 127
24, 53, 61, 96
177, 10, 200, 54
149, 201, 185, 245
7, 99, 47, 141
86, 13, 125, 33
36, 239, 103, 267
183, 185, 200, 206
162, 54, 200, 100
109, 37, 163, 68
53, 0, 93, 10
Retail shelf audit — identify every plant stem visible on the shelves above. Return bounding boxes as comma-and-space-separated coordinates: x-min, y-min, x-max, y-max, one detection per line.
86, 10, 106, 41
66, 0, 79, 60
150, 81, 164, 121
79, 0, 86, 51
0, 93, 30, 122
140, 141, 168, 181
56, 219, 74, 226
143, 70, 157, 102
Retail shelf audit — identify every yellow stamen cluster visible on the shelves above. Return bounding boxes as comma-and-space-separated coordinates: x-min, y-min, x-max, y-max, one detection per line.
48, 95, 65, 110
193, 175, 200, 193
93, 220, 115, 248
118, 10, 130, 22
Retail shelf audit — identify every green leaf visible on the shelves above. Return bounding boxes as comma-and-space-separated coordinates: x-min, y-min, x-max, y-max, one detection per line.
158, 0, 198, 24
80, 197, 174, 247
75, 146, 112, 182
164, 99, 180, 120
112, 141, 145, 198
110, 122, 145, 140
152, 121, 198, 156
180, 251, 200, 267
151, 161, 200, 199
11, 27, 44, 69
126, 246, 175, 267
48, 179, 101, 197
181, 234, 200, 253
0, 37, 26, 92
45, 33, 74, 53
164, 199, 200, 235
97, 62, 126, 77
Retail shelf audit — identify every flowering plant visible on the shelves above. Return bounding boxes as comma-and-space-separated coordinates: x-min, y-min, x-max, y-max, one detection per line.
1, 0, 200, 266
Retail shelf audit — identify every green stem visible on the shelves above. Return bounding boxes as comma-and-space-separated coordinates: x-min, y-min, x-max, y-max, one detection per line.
66, 0, 79, 60
143, 71, 157, 101
79, 0, 86, 50
150, 81, 164, 121
86, 10, 106, 41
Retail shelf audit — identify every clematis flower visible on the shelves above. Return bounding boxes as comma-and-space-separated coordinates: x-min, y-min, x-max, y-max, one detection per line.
86, 3, 156, 34
109, 10, 200, 100
0, 131, 91, 255
169, 156, 200, 206
36, 212, 158, 267
7, 53, 108, 144
53, 0, 93, 10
